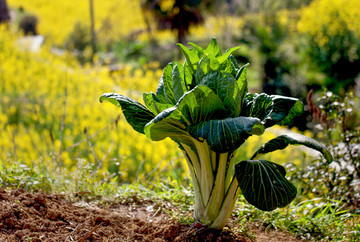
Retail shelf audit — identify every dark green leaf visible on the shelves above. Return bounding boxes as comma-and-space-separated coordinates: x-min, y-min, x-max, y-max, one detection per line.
156, 63, 176, 105
229, 55, 241, 75
177, 85, 226, 124
271, 96, 304, 127
172, 62, 187, 101
194, 55, 222, 84
236, 63, 249, 88
194, 56, 209, 83
242, 93, 304, 128
236, 63, 249, 109
220, 57, 239, 78
235, 159, 297, 211
243, 93, 273, 121
188, 117, 265, 153
251, 133, 333, 163
200, 71, 241, 117
100, 93, 154, 134
183, 62, 194, 89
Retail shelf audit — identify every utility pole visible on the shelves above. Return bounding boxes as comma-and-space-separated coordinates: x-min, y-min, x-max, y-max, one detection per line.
89, 0, 96, 62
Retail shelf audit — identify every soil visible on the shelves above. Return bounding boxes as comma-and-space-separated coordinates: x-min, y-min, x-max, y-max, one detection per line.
0, 188, 304, 241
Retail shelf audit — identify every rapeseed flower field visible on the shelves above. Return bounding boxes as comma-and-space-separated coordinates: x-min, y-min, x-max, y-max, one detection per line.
8, 0, 146, 45
2, 0, 348, 184
0, 26, 179, 182
0, 25, 309, 184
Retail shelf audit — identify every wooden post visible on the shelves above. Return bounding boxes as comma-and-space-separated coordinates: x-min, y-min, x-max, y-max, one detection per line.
89, 0, 96, 62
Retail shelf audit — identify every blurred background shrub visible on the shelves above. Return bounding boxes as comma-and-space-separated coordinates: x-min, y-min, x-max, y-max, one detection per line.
289, 89, 360, 209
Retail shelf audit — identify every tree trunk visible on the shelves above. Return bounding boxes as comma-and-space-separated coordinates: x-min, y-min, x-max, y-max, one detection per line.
0, 0, 10, 23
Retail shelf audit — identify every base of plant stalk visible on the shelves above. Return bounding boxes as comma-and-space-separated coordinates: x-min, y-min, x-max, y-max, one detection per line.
194, 179, 240, 229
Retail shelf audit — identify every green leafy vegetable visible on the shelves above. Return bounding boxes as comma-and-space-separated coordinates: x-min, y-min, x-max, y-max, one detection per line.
235, 159, 297, 211
100, 38, 332, 229
250, 133, 333, 163
99, 93, 154, 134
188, 117, 264, 153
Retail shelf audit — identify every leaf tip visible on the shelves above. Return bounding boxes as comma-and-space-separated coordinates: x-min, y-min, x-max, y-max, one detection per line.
325, 151, 333, 164
99, 93, 111, 103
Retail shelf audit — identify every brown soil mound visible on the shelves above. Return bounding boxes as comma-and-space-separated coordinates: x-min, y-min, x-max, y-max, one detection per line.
0, 188, 303, 241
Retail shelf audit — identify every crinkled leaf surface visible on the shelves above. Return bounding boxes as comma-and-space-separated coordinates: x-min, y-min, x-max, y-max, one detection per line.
219, 56, 239, 78
183, 62, 194, 90
229, 55, 241, 76
188, 117, 265, 153
271, 95, 304, 127
145, 86, 226, 142
251, 133, 333, 163
177, 86, 226, 124
194, 56, 211, 84
156, 63, 176, 105
199, 71, 242, 117
172, 62, 188, 101
235, 159, 297, 211
243, 93, 304, 128
99, 93, 154, 134
243, 93, 273, 121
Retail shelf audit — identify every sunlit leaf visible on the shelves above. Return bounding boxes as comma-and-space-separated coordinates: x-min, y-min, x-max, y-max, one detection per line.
100, 93, 154, 134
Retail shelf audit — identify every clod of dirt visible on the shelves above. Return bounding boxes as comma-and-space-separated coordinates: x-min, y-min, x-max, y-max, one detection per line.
0, 188, 303, 241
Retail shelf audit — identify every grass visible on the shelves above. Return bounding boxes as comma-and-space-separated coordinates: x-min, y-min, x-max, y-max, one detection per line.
234, 197, 360, 241
1, 159, 359, 241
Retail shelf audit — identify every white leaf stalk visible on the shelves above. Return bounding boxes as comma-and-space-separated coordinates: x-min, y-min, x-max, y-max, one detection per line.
180, 138, 240, 228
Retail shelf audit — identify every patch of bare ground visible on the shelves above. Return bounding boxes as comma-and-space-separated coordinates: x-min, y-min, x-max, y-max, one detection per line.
0, 188, 303, 241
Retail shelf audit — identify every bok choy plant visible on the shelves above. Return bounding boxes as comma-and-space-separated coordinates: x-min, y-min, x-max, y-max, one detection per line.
100, 38, 332, 229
